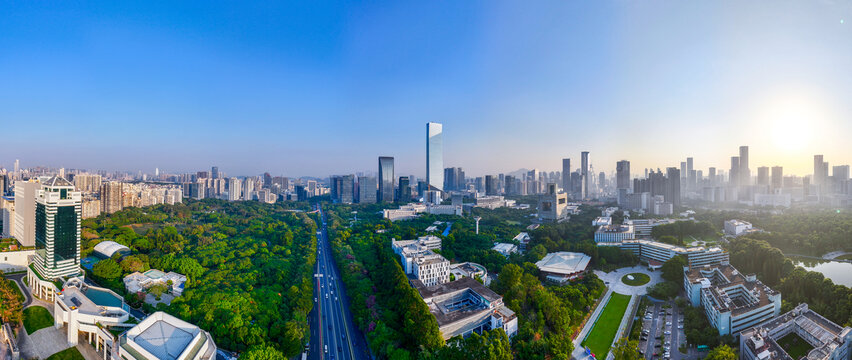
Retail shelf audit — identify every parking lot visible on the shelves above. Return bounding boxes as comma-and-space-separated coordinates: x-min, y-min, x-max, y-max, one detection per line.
636, 301, 688, 360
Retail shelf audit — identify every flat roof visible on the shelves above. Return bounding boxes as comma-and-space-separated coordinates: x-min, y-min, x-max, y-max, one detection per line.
535, 252, 591, 275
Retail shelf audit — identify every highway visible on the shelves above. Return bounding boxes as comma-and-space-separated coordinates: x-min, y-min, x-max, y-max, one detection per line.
307, 205, 370, 360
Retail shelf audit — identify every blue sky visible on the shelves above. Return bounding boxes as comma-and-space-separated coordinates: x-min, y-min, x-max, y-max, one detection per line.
1, 1, 850, 177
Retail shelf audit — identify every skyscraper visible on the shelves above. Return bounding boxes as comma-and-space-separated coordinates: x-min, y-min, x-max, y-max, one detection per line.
665, 167, 681, 208
32, 176, 82, 280
378, 156, 395, 203
562, 158, 571, 192
814, 155, 827, 187
228, 177, 241, 201
757, 166, 770, 187
358, 176, 377, 204
581, 151, 589, 199
211, 166, 219, 179
397, 176, 411, 202
101, 182, 124, 214
426, 122, 443, 191
485, 175, 498, 196
708, 167, 717, 186
771, 166, 783, 191
13, 180, 40, 246
739, 146, 750, 186
730, 157, 740, 187
616, 160, 630, 190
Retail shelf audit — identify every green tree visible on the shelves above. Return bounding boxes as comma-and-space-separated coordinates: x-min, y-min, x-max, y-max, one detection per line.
240, 345, 286, 360
92, 259, 122, 281
661, 255, 687, 283
611, 338, 643, 360
658, 235, 681, 246
705, 345, 737, 360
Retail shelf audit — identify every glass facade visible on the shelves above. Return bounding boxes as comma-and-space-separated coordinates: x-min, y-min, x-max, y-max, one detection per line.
35, 203, 47, 260
427, 122, 443, 191
378, 156, 394, 203
54, 206, 78, 263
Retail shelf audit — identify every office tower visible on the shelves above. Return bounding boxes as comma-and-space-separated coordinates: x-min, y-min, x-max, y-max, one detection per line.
680, 162, 687, 180
378, 156, 395, 203
211, 166, 219, 179
598, 172, 605, 189
13, 180, 41, 246
340, 175, 354, 204
306, 180, 317, 197
426, 122, 443, 191
398, 176, 411, 202
665, 167, 682, 208
814, 155, 825, 186
358, 176, 377, 204
100, 182, 124, 214
196, 171, 209, 179
330, 176, 342, 201
504, 175, 516, 195
228, 178, 241, 201
730, 157, 740, 187
708, 167, 717, 186
263, 173, 272, 188
562, 158, 571, 192
833, 165, 850, 181
294, 185, 308, 201
581, 151, 590, 199
771, 166, 783, 191
444, 168, 455, 191
32, 176, 82, 280
485, 175, 498, 196
616, 160, 630, 190
739, 146, 750, 186
14, 159, 20, 177
757, 166, 769, 186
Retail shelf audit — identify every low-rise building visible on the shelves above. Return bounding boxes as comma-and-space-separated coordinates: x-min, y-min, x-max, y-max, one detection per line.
119, 311, 217, 360
739, 303, 851, 360
412, 277, 517, 340
600, 240, 729, 268
392, 237, 450, 286
93, 241, 131, 259
626, 218, 678, 239
724, 220, 753, 237
535, 252, 591, 283
594, 224, 635, 243
474, 195, 508, 209
449, 262, 486, 282
491, 243, 518, 257
593, 216, 612, 226
54, 278, 129, 353
513, 232, 531, 251
124, 269, 187, 297
684, 264, 781, 336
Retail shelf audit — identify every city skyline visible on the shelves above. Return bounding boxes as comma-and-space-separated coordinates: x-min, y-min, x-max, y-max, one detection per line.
2, 2, 851, 176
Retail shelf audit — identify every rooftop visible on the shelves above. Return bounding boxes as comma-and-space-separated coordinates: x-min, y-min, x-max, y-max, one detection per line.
596, 224, 633, 233
535, 252, 591, 275
123, 312, 203, 360
685, 264, 778, 316
741, 303, 852, 360
42, 175, 74, 188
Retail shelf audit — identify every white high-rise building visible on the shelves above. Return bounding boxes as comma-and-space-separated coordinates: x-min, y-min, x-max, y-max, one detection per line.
14, 180, 41, 247
31, 176, 82, 280
228, 177, 241, 201
426, 122, 443, 192
243, 177, 255, 200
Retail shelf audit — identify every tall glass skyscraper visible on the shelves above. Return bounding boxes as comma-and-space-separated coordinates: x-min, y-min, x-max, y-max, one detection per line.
378, 156, 395, 203
427, 122, 443, 191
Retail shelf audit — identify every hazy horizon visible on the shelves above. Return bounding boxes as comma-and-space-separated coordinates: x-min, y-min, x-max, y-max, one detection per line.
2, 1, 851, 177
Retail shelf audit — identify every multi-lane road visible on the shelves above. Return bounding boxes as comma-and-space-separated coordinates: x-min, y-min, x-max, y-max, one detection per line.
307, 206, 370, 360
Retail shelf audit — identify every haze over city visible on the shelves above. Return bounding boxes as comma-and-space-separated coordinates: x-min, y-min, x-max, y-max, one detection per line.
2, 1, 852, 176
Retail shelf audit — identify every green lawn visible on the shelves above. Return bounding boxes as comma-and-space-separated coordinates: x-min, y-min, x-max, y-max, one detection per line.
621, 273, 650, 286
23, 306, 53, 334
581, 293, 632, 358
777, 333, 813, 359
45, 347, 85, 360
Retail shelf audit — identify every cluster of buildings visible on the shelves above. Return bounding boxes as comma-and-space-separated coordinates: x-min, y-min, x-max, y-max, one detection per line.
383, 203, 463, 221
124, 269, 187, 297
0, 174, 216, 360
740, 303, 851, 360
391, 235, 518, 340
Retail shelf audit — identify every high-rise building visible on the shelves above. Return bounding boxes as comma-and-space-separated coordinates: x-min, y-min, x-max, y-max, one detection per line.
665, 167, 681, 208
485, 175, 498, 196
771, 166, 783, 191
616, 160, 630, 190
562, 158, 571, 192
13, 180, 40, 246
228, 178, 241, 201
739, 146, 750, 186
243, 177, 255, 200
757, 166, 769, 186
378, 156, 395, 203
730, 157, 740, 188
358, 176, 377, 204
32, 176, 82, 280
426, 122, 443, 191
340, 175, 354, 204
581, 151, 590, 199
100, 182, 124, 214
397, 176, 411, 202
211, 166, 219, 179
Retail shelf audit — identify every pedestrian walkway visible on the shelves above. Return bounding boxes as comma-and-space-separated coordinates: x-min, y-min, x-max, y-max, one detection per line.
18, 323, 71, 360
593, 265, 663, 296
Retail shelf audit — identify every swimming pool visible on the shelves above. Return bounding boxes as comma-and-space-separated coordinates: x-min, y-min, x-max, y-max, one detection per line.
84, 288, 123, 308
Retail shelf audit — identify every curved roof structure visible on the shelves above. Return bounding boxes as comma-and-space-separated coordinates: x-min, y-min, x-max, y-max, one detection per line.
93, 241, 131, 259
535, 252, 591, 275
